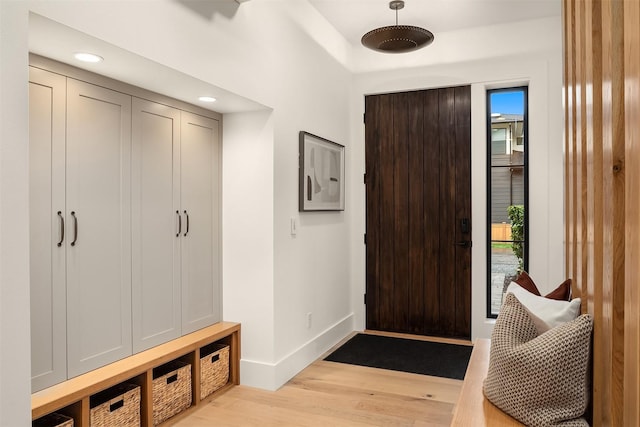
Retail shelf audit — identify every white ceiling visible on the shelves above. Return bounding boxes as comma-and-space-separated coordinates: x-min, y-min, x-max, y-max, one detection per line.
28, 1, 562, 114
28, 6, 266, 115
308, 0, 561, 47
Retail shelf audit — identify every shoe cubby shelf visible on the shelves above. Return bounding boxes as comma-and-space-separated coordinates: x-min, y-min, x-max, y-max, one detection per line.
32, 322, 240, 426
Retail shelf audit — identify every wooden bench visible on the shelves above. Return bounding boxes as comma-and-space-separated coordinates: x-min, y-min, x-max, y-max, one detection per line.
32, 322, 240, 426
451, 339, 524, 426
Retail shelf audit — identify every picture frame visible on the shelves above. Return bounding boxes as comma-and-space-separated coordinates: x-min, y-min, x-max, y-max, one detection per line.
299, 131, 345, 211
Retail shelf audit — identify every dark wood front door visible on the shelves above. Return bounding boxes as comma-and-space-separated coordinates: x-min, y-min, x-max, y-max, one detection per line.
365, 86, 471, 339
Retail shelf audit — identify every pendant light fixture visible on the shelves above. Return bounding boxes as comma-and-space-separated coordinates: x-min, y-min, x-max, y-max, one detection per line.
361, 0, 434, 53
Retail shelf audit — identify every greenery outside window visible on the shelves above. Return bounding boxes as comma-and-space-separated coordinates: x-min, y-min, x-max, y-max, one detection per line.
486, 87, 528, 318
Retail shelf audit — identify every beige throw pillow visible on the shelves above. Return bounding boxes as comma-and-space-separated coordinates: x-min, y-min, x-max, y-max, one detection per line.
483, 293, 593, 427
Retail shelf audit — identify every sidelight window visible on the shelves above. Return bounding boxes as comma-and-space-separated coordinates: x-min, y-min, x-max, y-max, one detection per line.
486, 87, 528, 318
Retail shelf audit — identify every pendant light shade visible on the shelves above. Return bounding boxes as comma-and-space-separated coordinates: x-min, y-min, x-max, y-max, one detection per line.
361, 1, 434, 53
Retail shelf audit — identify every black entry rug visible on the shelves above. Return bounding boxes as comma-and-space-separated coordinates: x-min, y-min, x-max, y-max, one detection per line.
324, 333, 473, 380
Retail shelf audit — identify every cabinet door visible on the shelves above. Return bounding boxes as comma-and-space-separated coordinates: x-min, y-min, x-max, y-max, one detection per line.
29, 67, 67, 391
65, 79, 132, 377
181, 111, 222, 333
132, 98, 181, 352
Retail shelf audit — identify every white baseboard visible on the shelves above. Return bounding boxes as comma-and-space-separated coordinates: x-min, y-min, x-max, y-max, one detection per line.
239, 313, 355, 391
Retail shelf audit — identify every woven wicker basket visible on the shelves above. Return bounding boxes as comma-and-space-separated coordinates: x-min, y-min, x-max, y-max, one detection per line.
89, 383, 140, 427
33, 412, 74, 427
152, 360, 192, 425
200, 343, 230, 399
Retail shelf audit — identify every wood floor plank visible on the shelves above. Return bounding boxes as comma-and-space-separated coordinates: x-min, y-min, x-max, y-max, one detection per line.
294, 361, 461, 404
217, 388, 417, 426
188, 396, 376, 426
173, 356, 461, 426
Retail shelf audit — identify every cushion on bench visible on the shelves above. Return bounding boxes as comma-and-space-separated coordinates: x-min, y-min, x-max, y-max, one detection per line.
483, 293, 592, 427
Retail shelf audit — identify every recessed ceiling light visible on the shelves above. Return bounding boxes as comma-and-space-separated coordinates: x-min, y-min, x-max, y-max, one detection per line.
74, 52, 103, 63
198, 96, 217, 103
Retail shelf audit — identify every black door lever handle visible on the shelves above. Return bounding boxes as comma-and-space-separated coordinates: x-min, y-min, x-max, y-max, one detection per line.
454, 241, 472, 248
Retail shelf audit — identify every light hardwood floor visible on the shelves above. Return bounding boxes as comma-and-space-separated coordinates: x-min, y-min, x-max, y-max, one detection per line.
173, 334, 465, 426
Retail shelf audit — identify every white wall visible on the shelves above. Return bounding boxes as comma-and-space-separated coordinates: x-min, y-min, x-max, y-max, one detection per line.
0, 2, 32, 425
349, 16, 565, 340
222, 110, 277, 388
269, 17, 355, 383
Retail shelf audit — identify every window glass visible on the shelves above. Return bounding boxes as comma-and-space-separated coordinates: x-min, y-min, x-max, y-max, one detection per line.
487, 88, 528, 318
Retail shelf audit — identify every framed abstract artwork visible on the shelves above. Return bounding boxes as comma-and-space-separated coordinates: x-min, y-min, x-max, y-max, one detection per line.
299, 131, 345, 211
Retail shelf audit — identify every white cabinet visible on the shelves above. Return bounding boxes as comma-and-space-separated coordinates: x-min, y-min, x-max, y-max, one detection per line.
29, 60, 222, 391
65, 78, 133, 378
180, 112, 222, 334
131, 104, 222, 349
131, 98, 181, 352
29, 67, 67, 392
30, 71, 133, 387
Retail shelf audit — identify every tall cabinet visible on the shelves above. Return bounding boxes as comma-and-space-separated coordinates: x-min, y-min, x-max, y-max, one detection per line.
65, 78, 133, 378
29, 67, 67, 392
180, 111, 222, 334
29, 59, 222, 393
30, 68, 133, 384
131, 101, 222, 352
131, 99, 182, 352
